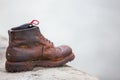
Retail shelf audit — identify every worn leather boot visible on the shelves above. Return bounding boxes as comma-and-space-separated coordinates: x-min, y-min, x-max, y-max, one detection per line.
6, 20, 75, 72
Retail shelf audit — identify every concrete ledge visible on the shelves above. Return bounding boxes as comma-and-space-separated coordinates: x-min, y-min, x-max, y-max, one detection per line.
0, 66, 98, 80
0, 36, 98, 80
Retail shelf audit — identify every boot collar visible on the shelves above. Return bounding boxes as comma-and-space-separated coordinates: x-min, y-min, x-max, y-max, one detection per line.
9, 24, 39, 32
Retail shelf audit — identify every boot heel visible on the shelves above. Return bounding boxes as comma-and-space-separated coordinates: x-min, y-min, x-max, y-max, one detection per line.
6, 61, 34, 72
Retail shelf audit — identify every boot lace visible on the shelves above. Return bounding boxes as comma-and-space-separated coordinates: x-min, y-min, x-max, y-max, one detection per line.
30, 20, 53, 47
40, 34, 53, 46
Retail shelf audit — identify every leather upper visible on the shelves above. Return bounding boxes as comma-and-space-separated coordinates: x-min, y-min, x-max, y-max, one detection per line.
6, 24, 73, 62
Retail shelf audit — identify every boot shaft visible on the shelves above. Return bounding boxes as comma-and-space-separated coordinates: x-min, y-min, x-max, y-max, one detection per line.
8, 24, 41, 47
7, 24, 43, 62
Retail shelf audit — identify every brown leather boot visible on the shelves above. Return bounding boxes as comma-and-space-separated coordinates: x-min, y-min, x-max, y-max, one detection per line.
6, 20, 75, 72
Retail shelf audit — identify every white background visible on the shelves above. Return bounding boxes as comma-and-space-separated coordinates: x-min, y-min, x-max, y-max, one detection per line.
0, 0, 120, 80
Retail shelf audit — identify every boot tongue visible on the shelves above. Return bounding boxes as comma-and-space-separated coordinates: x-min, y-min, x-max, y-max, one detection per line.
17, 19, 40, 29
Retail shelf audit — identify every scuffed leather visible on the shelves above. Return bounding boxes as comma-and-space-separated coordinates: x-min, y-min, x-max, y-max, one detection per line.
6, 24, 73, 62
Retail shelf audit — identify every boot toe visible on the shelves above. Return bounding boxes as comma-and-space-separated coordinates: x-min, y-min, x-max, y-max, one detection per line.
57, 45, 72, 57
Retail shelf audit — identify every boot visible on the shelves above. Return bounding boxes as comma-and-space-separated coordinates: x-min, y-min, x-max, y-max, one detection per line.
6, 20, 75, 72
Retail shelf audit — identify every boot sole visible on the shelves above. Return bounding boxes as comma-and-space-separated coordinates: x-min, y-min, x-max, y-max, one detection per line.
6, 53, 75, 72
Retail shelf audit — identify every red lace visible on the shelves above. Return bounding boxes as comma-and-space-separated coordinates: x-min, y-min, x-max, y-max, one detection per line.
30, 20, 40, 26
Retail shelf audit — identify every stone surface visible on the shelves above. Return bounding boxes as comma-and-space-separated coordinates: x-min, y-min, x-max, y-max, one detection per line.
0, 36, 98, 80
